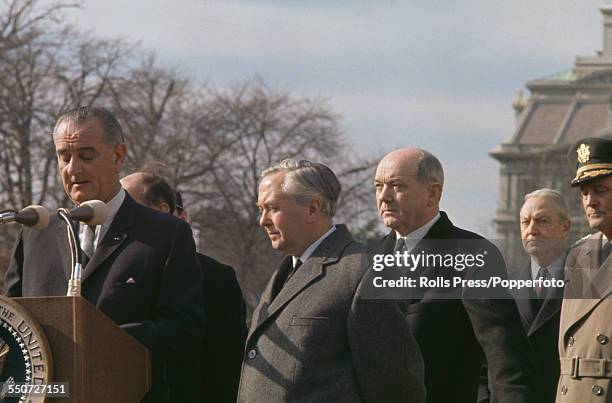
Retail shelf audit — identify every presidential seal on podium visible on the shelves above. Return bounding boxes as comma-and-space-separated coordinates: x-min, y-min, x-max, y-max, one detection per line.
0, 296, 52, 403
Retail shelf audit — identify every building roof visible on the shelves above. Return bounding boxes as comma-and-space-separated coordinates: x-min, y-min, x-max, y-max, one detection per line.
496, 5, 612, 151
538, 69, 582, 82
507, 72, 612, 147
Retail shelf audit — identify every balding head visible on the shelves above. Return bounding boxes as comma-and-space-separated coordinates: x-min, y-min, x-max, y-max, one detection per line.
121, 172, 175, 213
375, 148, 444, 236
377, 148, 444, 187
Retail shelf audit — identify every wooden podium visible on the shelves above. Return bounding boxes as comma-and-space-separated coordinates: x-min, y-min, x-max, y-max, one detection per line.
14, 296, 150, 403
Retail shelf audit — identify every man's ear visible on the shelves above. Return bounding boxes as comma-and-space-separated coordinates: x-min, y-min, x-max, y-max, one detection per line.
562, 218, 571, 235
306, 198, 322, 223
159, 202, 170, 213
427, 182, 443, 206
113, 143, 127, 173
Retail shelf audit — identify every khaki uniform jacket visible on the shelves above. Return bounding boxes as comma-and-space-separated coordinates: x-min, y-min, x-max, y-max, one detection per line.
557, 232, 612, 403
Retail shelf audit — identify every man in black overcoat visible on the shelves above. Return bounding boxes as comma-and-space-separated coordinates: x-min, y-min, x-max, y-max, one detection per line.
122, 172, 247, 403
371, 148, 537, 403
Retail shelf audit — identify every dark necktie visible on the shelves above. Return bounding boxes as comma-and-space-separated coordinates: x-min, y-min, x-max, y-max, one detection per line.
270, 257, 302, 301
394, 237, 408, 253
287, 258, 302, 282
528, 266, 549, 315
535, 266, 549, 299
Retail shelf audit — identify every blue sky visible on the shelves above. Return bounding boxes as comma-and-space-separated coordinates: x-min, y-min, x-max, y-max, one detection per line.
67, 0, 605, 235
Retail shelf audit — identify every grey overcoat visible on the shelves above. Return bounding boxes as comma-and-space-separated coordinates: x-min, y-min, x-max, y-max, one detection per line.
237, 225, 426, 403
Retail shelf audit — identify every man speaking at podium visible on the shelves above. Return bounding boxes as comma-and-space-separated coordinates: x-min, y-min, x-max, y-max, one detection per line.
4, 106, 204, 403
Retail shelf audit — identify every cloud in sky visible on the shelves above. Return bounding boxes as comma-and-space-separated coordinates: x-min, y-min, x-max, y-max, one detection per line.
65, 0, 605, 232
69, 1, 601, 87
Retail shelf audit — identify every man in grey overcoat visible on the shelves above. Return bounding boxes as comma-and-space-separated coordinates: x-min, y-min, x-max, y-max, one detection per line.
237, 158, 426, 403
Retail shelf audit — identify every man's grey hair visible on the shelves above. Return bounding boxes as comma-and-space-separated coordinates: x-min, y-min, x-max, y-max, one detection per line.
523, 188, 570, 222
414, 149, 444, 187
53, 106, 124, 146
261, 159, 341, 217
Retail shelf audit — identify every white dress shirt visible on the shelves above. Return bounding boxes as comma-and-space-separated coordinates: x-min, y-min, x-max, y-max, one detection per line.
530, 254, 564, 282
292, 225, 337, 268
79, 188, 125, 251
394, 212, 441, 253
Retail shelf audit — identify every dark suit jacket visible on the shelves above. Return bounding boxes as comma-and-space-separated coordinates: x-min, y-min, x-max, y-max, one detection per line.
511, 261, 562, 403
4, 193, 204, 403
238, 224, 426, 403
200, 254, 247, 403
171, 253, 246, 403
480, 259, 564, 403
373, 212, 537, 403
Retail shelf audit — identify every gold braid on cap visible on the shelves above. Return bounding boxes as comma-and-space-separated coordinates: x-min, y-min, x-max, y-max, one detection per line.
576, 163, 612, 175
576, 169, 612, 181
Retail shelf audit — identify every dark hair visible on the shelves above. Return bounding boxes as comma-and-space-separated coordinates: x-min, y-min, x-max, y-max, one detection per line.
140, 173, 176, 213
53, 106, 125, 145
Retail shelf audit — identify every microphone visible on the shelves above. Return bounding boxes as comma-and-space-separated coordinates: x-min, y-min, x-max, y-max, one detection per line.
56, 200, 107, 298
58, 200, 108, 225
0, 205, 50, 229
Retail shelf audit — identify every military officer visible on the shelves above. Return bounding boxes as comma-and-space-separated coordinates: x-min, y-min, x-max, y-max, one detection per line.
557, 137, 612, 402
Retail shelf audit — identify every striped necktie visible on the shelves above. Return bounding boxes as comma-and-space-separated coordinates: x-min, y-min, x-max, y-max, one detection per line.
394, 237, 408, 253
535, 266, 550, 299
81, 224, 96, 259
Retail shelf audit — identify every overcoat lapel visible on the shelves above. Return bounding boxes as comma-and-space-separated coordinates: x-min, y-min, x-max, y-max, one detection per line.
561, 297, 606, 339
380, 232, 397, 254
528, 254, 565, 335
81, 195, 134, 282
379, 213, 463, 300
586, 233, 602, 287
562, 233, 611, 337
529, 286, 562, 336
265, 256, 326, 320
247, 256, 290, 341
247, 226, 352, 340
591, 250, 612, 298
511, 263, 537, 333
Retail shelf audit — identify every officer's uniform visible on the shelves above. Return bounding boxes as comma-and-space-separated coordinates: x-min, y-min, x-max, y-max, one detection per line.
557, 137, 612, 403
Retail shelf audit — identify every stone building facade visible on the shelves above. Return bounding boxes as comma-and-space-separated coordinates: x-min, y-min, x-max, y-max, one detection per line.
491, 5, 612, 264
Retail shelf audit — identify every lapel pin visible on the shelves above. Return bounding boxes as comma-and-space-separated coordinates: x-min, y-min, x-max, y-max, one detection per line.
126, 278, 136, 284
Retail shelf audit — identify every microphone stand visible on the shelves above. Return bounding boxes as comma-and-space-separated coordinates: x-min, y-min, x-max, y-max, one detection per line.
57, 208, 83, 297
0, 209, 17, 224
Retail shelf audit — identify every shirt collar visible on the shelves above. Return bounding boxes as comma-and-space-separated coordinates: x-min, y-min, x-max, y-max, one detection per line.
101, 188, 125, 230
394, 212, 441, 252
78, 188, 125, 247
530, 253, 565, 281
292, 225, 336, 267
